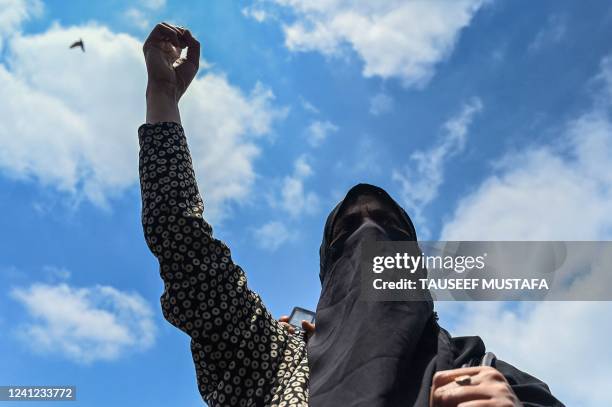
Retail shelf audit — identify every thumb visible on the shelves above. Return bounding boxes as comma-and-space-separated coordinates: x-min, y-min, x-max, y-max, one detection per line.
182, 29, 200, 68
301, 320, 315, 333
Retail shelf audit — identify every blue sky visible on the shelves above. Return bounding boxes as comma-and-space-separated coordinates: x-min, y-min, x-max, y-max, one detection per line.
1, 0, 612, 405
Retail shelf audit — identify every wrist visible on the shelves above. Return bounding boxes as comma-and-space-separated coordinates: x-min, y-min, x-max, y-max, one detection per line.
146, 81, 177, 101
146, 83, 181, 124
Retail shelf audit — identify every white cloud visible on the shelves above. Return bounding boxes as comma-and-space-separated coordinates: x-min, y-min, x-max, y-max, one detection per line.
436, 56, 612, 407
242, 6, 269, 23
0, 0, 42, 50
123, 0, 166, 31
181, 79, 286, 221
528, 14, 567, 52
305, 120, 338, 147
0, 22, 284, 221
11, 282, 156, 364
258, 156, 317, 248
254, 221, 293, 251
440, 115, 612, 242
596, 54, 612, 105
299, 96, 319, 114
393, 97, 482, 236
123, 8, 150, 30
369, 91, 393, 116
257, 156, 317, 249
279, 155, 319, 217
248, 0, 486, 86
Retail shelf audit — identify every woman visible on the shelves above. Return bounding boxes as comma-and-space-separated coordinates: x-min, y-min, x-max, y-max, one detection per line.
139, 23, 563, 407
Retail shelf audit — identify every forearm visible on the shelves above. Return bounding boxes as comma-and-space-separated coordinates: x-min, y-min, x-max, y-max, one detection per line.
138, 121, 205, 249
146, 84, 181, 124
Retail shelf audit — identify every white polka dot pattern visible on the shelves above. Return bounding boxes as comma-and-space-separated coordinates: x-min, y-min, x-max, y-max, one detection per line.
138, 122, 309, 406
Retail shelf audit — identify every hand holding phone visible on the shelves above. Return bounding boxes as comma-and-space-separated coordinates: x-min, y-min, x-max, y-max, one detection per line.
279, 307, 316, 339
288, 307, 316, 331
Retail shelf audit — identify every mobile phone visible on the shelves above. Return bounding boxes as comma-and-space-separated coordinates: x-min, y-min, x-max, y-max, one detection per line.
288, 306, 316, 331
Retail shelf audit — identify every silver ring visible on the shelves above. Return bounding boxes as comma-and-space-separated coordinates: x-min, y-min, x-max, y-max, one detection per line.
454, 375, 472, 386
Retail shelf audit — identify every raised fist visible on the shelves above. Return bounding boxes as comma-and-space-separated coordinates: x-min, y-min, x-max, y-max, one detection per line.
143, 22, 200, 101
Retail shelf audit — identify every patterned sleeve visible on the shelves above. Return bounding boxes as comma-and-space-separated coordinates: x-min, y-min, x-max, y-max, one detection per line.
137, 122, 307, 406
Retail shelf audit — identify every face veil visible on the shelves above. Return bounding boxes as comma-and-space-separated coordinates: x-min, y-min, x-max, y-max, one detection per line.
307, 183, 443, 407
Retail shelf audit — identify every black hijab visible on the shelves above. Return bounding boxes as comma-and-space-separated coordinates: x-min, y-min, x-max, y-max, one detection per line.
307, 183, 444, 406
306, 183, 564, 407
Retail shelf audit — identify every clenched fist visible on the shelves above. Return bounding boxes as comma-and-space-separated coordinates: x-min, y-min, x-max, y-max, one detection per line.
143, 22, 200, 124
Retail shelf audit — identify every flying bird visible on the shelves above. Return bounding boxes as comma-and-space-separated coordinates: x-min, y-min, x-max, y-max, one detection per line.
69, 38, 85, 52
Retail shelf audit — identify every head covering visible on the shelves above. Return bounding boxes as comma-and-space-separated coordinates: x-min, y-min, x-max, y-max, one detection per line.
307, 183, 447, 406
318, 183, 418, 284
307, 184, 565, 407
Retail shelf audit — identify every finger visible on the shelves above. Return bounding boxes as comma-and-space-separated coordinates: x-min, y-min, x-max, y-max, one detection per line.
278, 321, 295, 334
155, 22, 182, 48
183, 29, 200, 67
432, 366, 489, 389
431, 384, 490, 407
432, 367, 510, 407
301, 320, 315, 333
279, 322, 295, 333
279, 315, 290, 322
180, 28, 196, 45
458, 400, 494, 407
434, 375, 484, 395
144, 29, 179, 55
161, 22, 183, 35
159, 22, 182, 37
161, 22, 188, 47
